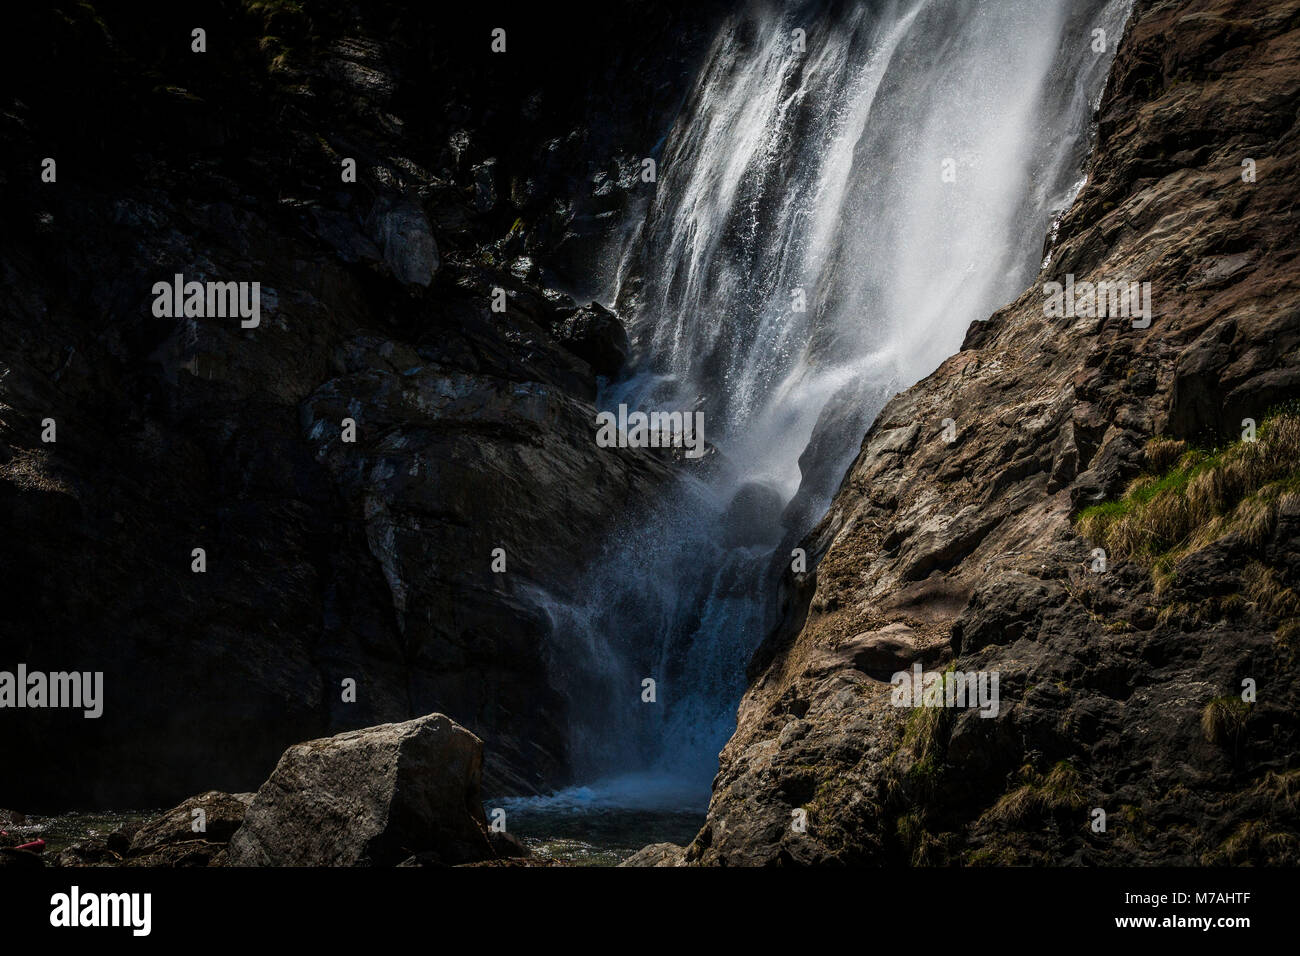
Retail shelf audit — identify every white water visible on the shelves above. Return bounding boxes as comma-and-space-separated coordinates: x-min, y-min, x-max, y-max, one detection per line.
531, 0, 1132, 812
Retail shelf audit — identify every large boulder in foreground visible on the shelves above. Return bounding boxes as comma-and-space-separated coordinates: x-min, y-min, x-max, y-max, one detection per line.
228, 714, 494, 866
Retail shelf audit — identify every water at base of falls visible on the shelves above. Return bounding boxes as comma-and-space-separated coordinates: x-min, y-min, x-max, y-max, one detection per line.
520, 0, 1134, 833
499, 773, 708, 864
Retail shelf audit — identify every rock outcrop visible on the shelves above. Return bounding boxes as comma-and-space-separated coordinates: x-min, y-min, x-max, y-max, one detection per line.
52, 791, 253, 867
618, 842, 687, 867
686, 0, 1300, 865
228, 714, 493, 867
0, 1, 726, 809
129, 791, 254, 860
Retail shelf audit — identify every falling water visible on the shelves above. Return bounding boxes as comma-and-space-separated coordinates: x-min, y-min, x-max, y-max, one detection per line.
521, 0, 1133, 815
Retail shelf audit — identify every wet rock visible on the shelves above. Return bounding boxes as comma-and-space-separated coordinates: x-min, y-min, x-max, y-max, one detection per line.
300, 350, 671, 794
228, 714, 495, 867
472, 159, 498, 214
550, 302, 630, 378
509, 255, 540, 283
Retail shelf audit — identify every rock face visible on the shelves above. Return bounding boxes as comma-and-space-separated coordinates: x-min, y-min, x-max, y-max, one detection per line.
228, 714, 493, 867
366, 197, 440, 288
0, 2, 726, 808
686, 0, 1300, 865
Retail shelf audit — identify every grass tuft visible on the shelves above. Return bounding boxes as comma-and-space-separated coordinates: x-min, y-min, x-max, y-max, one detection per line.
1201, 696, 1251, 749
985, 761, 1087, 825
1076, 411, 1300, 596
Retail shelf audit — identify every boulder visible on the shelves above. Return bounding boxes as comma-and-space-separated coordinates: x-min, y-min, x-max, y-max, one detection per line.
227, 714, 494, 867
366, 196, 440, 287
487, 829, 531, 859
619, 842, 687, 867
130, 791, 254, 856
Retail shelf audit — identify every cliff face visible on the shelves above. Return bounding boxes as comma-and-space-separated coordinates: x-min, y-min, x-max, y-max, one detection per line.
688, 0, 1300, 865
0, 0, 724, 808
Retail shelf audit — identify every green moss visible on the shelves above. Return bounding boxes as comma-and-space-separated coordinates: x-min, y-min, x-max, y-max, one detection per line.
900, 696, 953, 789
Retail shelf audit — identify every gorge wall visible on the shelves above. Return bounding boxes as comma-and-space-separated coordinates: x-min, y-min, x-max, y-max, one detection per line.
0, 0, 726, 808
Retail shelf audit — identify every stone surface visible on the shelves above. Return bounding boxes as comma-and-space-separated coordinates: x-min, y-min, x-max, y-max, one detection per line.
228, 714, 493, 867
618, 842, 687, 867
366, 197, 439, 287
129, 791, 254, 858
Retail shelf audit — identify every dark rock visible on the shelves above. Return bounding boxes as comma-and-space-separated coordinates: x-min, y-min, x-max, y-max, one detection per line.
472, 159, 498, 214
487, 829, 531, 859
0, 0, 729, 813
57, 840, 117, 867
105, 826, 138, 856
550, 303, 630, 378
130, 791, 253, 857
840, 623, 924, 679
365, 196, 440, 288
312, 206, 383, 266
0, 847, 45, 869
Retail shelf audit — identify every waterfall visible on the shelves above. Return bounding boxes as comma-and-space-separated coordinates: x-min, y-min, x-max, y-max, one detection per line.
531, 0, 1132, 811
